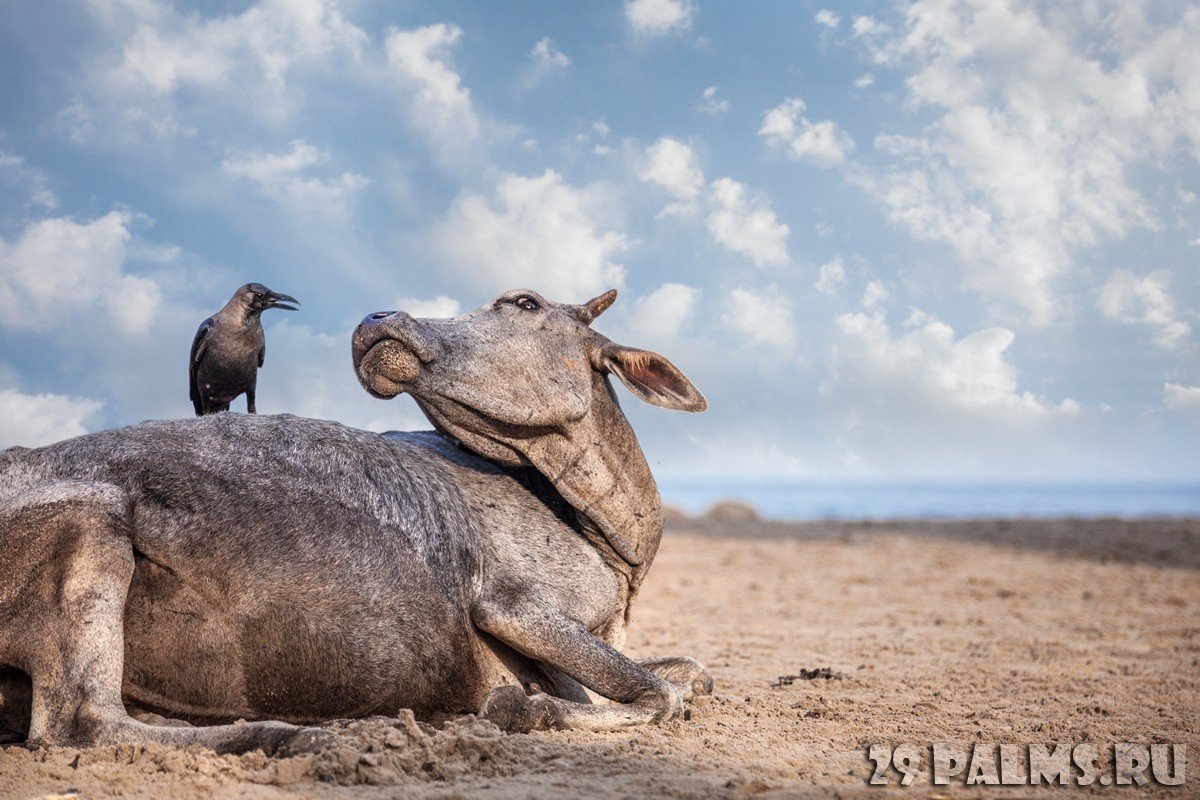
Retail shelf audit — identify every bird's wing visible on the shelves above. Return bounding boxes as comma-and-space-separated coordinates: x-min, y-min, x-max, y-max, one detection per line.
189, 318, 213, 416
258, 341, 265, 368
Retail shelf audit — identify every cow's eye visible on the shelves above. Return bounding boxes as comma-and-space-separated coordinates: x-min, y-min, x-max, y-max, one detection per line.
514, 296, 540, 311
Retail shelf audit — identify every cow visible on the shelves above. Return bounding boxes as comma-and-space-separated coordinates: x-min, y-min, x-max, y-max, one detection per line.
0, 288, 711, 754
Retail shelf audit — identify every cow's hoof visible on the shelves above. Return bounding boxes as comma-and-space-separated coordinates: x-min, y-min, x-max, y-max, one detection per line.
480, 685, 554, 734
480, 685, 528, 732
275, 726, 338, 757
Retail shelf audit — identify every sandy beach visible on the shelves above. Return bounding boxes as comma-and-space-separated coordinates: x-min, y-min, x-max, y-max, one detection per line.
2, 516, 1197, 799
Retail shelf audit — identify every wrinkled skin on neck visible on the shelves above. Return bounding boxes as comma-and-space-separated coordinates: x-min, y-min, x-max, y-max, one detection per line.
351, 288, 705, 578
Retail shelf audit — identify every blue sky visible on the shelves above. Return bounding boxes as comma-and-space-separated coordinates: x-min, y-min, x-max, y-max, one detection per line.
0, 0, 1198, 482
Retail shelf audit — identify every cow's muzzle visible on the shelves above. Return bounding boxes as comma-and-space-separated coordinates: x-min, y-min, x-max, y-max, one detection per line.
351, 311, 439, 399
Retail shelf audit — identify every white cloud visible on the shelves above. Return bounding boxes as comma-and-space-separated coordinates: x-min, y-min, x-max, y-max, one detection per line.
831, 308, 1075, 418
0, 211, 161, 335
625, 0, 695, 37
396, 295, 462, 319
861, 279, 890, 311
815, 256, 845, 294
822, 307, 1081, 472
721, 285, 796, 351
640, 137, 705, 213
253, 320, 428, 432
434, 170, 627, 300
80, 0, 367, 136
760, 98, 854, 167
1097, 269, 1191, 349
0, 387, 103, 448
815, 10, 840, 30
528, 37, 570, 79
385, 23, 480, 156
0, 149, 58, 210
697, 85, 729, 115
1164, 383, 1200, 418
853, 73, 875, 89
706, 178, 790, 268
848, 3, 1200, 324
851, 15, 883, 38
221, 140, 369, 220
629, 282, 700, 341
638, 140, 790, 266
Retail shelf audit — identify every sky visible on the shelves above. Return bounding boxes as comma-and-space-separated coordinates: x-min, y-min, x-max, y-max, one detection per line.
0, 0, 1198, 483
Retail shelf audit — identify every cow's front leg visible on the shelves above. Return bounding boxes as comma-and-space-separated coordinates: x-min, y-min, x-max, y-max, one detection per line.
471, 596, 685, 732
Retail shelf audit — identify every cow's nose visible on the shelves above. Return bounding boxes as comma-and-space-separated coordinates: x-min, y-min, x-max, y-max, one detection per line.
356, 310, 439, 364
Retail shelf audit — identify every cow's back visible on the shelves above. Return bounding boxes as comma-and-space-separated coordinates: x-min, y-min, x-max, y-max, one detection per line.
1, 415, 494, 721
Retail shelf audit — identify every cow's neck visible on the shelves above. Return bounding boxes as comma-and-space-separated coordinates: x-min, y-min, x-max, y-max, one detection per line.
520, 373, 663, 591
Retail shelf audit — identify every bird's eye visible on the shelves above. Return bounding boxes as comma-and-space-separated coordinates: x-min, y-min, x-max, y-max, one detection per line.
513, 296, 539, 311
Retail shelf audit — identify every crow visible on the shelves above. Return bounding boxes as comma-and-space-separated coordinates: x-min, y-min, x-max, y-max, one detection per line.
189, 283, 298, 415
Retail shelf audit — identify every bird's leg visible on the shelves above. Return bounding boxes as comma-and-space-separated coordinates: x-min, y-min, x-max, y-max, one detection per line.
246, 388, 256, 414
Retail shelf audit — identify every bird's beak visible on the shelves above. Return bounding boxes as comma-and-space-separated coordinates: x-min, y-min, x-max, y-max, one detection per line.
267, 292, 300, 311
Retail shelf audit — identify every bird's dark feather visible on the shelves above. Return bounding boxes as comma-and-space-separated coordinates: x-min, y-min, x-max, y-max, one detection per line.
189, 318, 213, 416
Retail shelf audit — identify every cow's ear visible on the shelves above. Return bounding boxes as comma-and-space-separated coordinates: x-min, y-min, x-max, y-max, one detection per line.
594, 343, 707, 412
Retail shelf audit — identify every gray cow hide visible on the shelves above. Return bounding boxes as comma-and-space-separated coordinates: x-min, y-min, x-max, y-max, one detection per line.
0, 288, 711, 754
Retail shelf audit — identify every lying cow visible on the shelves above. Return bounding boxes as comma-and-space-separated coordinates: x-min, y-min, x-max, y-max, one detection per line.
0, 288, 711, 754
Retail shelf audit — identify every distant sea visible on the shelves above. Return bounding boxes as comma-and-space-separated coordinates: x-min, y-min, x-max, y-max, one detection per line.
658, 481, 1200, 521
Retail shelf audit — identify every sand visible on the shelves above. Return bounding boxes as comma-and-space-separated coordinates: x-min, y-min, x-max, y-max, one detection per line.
2, 517, 1197, 799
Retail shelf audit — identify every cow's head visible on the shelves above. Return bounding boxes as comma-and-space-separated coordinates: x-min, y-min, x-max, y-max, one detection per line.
351, 289, 705, 566
352, 288, 704, 466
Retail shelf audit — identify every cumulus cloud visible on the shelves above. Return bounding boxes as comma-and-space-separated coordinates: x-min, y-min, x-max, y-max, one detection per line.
0, 149, 58, 210
525, 37, 570, 86
822, 305, 1081, 472
706, 178, 790, 268
815, 256, 845, 294
815, 10, 840, 29
851, 15, 883, 38
640, 136, 705, 213
385, 23, 480, 157
847, 2, 1200, 324
760, 98, 854, 167
221, 140, 369, 221
253, 320, 429, 432
638, 139, 790, 266
433, 170, 628, 300
1164, 383, 1200, 419
853, 73, 875, 89
0, 211, 161, 335
829, 307, 1078, 418
720, 285, 796, 351
0, 386, 103, 448
697, 86, 729, 115
625, 0, 695, 37
629, 282, 700, 341
1097, 270, 1191, 349
76, 0, 367, 137
861, 279, 889, 311
396, 295, 462, 319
